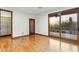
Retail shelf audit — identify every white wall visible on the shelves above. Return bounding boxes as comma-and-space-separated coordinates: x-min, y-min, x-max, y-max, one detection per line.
13, 11, 35, 37
0, 7, 35, 37
35, 12, 48, 35
36, 7, 74, 36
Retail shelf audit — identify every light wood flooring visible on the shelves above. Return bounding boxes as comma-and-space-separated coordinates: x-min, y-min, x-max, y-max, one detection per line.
0, 35, 79, 52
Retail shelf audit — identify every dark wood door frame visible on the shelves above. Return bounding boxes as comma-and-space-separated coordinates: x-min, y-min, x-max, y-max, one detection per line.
48, 7, 79, 42
29, 18, 35, 35
0, 8, 13, 38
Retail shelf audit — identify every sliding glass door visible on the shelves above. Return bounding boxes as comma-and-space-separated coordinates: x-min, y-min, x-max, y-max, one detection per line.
49, 13, 78, 40
61, 13, 78, 40
49, 16, 60, 37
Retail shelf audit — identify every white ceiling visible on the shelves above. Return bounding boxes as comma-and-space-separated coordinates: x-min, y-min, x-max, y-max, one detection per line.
11, 7, 58, 14
1, 7, 74, 15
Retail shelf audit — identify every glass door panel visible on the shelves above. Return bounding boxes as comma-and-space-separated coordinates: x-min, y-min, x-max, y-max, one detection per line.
61, 13, 78, 40
69, 14, 78, 40
49, 16, 60, 37
0, 10, 11, 36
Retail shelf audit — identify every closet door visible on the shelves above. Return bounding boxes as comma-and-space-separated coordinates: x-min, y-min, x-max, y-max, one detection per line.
0, 10, 11, 36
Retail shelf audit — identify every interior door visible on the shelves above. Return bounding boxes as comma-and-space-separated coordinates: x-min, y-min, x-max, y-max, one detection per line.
29, 19, 35, 35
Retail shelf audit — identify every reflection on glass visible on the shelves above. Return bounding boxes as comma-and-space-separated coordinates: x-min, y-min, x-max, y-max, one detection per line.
61, 13, 77, 40
50, 16, 60, 37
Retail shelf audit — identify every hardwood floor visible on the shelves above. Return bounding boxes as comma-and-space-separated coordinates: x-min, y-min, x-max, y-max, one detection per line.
0, 35, 79, 52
